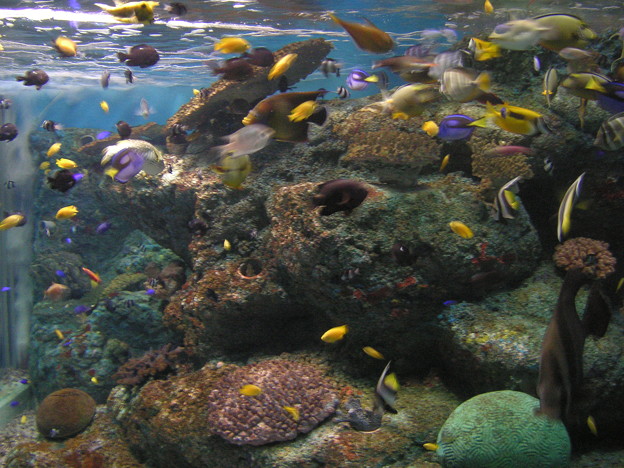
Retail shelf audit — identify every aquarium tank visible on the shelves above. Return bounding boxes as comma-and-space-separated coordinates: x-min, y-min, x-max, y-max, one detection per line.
0, 0, 623, 466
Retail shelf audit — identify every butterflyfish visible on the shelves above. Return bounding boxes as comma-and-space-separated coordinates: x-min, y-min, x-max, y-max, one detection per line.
363, 346, 385, 360
47, 142, 62, 157
56, 158, 78, 169
240, 384, 262, 396
288, 100, 317, 122
375, 361, 399, 413
55, 205, 79, 220
268, 53, 298, 80
449, 221, 474, 239
329, 14, 394, 53
283, 406, 300, 421
557, 172, 585, 242
214, 37, 251, 54
321, 324, 348, 343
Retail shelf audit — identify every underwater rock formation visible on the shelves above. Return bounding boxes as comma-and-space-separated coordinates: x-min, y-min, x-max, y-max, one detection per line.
432, 390, 570, 468
36, 388, 96, 439
112, 343, 187, 385
166, 38, 333, 133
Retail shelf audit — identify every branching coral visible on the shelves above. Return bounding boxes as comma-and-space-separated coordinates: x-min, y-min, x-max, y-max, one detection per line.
206, 359, 338, 446
553, 237, 616, 280
112, 343, 186, 385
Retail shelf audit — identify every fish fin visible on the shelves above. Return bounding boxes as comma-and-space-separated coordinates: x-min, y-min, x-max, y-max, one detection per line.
475, 72, 491, 92
104, 167, 119, 180
585, 77, 606, 93
211, 165, 225, 175
467, 117, 488, 128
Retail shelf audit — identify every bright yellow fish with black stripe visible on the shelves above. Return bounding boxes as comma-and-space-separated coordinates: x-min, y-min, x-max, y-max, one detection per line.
473, 102, 550, 136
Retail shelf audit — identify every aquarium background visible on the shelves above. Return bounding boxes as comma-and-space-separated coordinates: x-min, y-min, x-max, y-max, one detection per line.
0, 0, 623, 466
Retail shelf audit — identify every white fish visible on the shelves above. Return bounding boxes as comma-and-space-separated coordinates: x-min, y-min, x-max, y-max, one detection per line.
210, 124, 275, 159
135, 98, 156, 119
488, 19, 551, 51
428, 50, 467, 80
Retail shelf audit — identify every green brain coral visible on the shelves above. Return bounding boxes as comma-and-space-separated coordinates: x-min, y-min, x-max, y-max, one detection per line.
435, 390, 570, 468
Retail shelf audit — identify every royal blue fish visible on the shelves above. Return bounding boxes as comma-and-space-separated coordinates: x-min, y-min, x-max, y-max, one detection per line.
346, 69, 370, 91
55, 270, 66, 278
97, 131, 112, 140
443, 300, 458, 306
596, 82, 624, 114
437, 114, 480, 141
1, 287, 10, 292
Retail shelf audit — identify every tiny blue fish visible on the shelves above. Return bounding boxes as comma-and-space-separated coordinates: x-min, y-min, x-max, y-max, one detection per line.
96, 131, 112, 140
19, 379, 29, 384
1, 287, 10, 292
72, 173, 85, 182
74, 304, 91, 314
443, 300, 458, 306
55, 270, 66, 278
62, 339, 73, 347
95, 222, 112, 234
346, 69, 370, 91
145, 288, 156, 295
10, 401, 20, 407
64, 238, 72, 244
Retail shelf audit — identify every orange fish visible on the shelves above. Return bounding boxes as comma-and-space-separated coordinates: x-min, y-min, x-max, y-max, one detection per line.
81, 267, 101, 283
44, 283, 70, 301
329, 14, 394, 53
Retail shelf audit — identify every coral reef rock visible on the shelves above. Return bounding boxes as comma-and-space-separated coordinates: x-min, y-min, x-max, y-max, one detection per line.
35, 388, 96, 439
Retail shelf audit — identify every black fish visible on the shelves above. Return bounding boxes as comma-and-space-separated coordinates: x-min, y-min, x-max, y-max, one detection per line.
243, 47, 274, 67
118, 44, 160, 68
116, 121, 132, 139
16, 69, 49, 90
165, 2, 187, 16
278, 75, 295, 93
124, 69, 134, 84
392, 242, 414, 266
0, 123, 18, 142
211, 57, 253, 81
46, 169, 77, 193
336, 86, 350, 99
313, 179, 368, 216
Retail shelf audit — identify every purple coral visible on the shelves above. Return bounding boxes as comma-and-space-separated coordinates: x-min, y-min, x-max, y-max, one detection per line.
206, 359, 338, 446
112, 343, 186, 385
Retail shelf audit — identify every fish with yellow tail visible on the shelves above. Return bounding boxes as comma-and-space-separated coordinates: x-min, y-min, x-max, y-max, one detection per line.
268, 53, 298, 80
212, 154, 252, 189
468, 38, 501, 61
542, 67, 559, 107
472, 102, 550, 136
533, 13, 596, 52
321, 324, 348, 343
440, 68, 490, 103
449, 221, 474, 239
47, 142, 62, 158
223, 239, 232, 251
288, 100, 317, 122
214, 37, 250, 54
56, 158, 78, 169
587, 415, 598, 437
439, 154, 450, 172
362, 346, 384, 360
94, 1, 159, 24
382, 84, 438, 120
557, 172, 585, 242
239, 384, 262, 396
55, 205, 79, 220
81, 267, 101, 285
329, 13, 394, 53
0, 213, 26, 231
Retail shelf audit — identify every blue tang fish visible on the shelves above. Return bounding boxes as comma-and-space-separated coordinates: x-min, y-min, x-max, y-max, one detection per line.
346, 69, 370, 91
437, 114, 481, 141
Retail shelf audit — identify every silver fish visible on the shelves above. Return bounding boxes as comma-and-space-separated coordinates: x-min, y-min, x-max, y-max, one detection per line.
441, 67, 490, 103
557, 173, 585, 242
594, 112, 624, 151
427, 50, 467, 80
211, 124, 275, 159
488, 19, 550, 51
543, 67, 559, 107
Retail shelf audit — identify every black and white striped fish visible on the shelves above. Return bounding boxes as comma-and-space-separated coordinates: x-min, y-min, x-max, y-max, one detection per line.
594, 112, 624, 151
41, 120, 63, 132
336, 86, 350, 99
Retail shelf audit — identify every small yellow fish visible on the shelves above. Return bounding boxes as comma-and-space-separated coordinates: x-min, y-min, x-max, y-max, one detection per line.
422, 120, 439, 137
470, 38, 502, 61
56, 158, 78, 169
423, 443, 439, 451
439, 154, 450, 172
214, 37, 251, 54
484, 0, 494, 14
223, 239, 232, 251
283, 406, 300, 421
54, 36, 77, 57
54, 329, 64, 340
288, 100, 317, 122
100, 100, 109, 113
91, 376, 100, 385
0, 214, 26, 231
268, 53, 298, 80
39, 161, 50, 170
449, 221, 474, 239
94, 1, 158, 24
362, 346, 385, 360
616, 277, 624, 293
587, 415, 598, 436
20, 415, 27, 424
47, 142, 62, 158
193, 88, 200, 96
55, 205, 79, 220
321, 324, 348, 343
240, 384, 262, 396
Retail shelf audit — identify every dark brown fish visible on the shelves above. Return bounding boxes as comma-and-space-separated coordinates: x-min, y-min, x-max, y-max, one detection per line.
0, 123, 18, 142
16, 69, 49, 90
118, 44, 160, 68
211, 57, 253, 80
116, 121, 132, 139
312, 179, 368, 216
47, 169, 77, 193
165, 2, 187, 16
243, 47, 274, 67
242, 90, 327, 142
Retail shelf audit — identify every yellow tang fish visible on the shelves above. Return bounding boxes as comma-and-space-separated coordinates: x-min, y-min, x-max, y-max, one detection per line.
439, 154, 450, 172
329, 14, 394, 54
47, 142, 62, 158
288, 101, 317, 122
94, 1, 159, 24
587, 415, 598, 437
193, 89, 200, 96
362, 346, 385, 360
54, 36, 77, 57
283, 406, 300, 421
240, 384, 262, 396
214, 37, 251, 54
268, 53, 298, 80
321, 324, 348, 343
100, 100, 109, 113
0, 214, 26, 230
422, 120, 439, 137
56, 158, 78, 169
39, 161, 50, 170
449, 221, 474, 239
55, 205, 79, 220
223, 239, 232, 251
20, 415, 27, 424
484, 0, 494, 14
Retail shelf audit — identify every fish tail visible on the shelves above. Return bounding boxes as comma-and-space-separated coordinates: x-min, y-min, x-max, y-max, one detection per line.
475, 72, 491, 92
468, 117, 488, 128
117, 52, 128, 62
